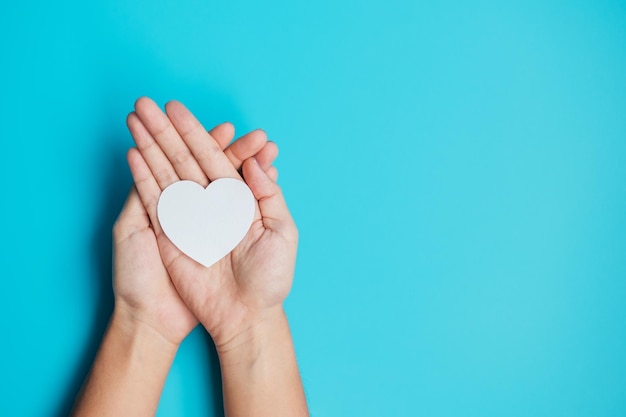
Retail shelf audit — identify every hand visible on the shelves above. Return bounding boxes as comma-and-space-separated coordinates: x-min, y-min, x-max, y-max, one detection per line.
114, 116, 279, 347
126, 97, 298, 349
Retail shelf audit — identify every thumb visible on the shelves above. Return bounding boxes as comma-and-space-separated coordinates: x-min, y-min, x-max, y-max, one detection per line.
242, 157, 297, 240
113, 187, 150, 241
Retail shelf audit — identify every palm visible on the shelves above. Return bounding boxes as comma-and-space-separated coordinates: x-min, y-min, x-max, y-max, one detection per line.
158, 211, 296, 341
232, 222, 293, 308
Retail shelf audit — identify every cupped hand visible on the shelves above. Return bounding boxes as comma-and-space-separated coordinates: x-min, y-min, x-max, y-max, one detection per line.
126, 97, 298, 349
114, 116, 279, 347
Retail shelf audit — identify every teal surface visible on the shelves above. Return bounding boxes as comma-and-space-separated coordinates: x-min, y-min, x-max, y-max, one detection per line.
1, 1, 625, 416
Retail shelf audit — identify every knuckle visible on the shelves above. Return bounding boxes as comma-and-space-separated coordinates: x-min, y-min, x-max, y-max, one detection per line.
170, 149, 191, 167
196, 143, 221, 160
152, 121, 171, 140
182, 121, 205, 138
136, 138, 156, 152
154, 169, 174, 186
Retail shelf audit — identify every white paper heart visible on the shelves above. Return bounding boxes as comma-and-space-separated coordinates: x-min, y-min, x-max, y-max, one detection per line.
157, 178, 256, 268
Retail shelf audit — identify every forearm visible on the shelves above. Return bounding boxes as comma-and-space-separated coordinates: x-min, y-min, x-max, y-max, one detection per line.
217, 307, 309, 417
72, 306, 178, 417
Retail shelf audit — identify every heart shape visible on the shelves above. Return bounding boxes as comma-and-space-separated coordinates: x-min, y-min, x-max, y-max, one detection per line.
157, 179, 256, 268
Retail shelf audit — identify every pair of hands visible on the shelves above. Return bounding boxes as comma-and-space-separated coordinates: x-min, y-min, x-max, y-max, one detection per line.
113, 97, 298, 352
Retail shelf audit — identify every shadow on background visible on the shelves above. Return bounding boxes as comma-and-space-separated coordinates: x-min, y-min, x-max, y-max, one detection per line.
204, 331, 226, 417
53, 135, 129, 417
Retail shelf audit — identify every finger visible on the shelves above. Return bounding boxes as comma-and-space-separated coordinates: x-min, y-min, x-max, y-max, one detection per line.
134, 97, 207, 186
223, 129, 267, 170
127, 110, 179, 190
126, 147, 164, 235
128, 148, 190, 271
266, 166, 278, 182
210, 122, 236, 150
242, 158, 296, 239
164, 100, 241, 181
113, 187, 150, 240
254, 141, 278, 171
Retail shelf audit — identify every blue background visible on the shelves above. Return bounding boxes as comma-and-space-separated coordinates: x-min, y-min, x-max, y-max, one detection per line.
1, 1, 625, 416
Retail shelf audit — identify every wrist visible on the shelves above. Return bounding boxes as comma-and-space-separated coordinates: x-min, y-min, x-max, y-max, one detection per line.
71, 305, 180, 417
215, 306, 289, 367
111, 303, 182, 356
215, 307, 309, 417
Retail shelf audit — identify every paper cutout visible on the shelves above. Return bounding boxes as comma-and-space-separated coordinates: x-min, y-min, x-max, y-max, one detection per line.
157, 179, 256, 268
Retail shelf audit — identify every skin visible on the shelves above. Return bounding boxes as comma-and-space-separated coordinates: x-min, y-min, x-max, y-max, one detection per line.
72, 98, 308, 417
